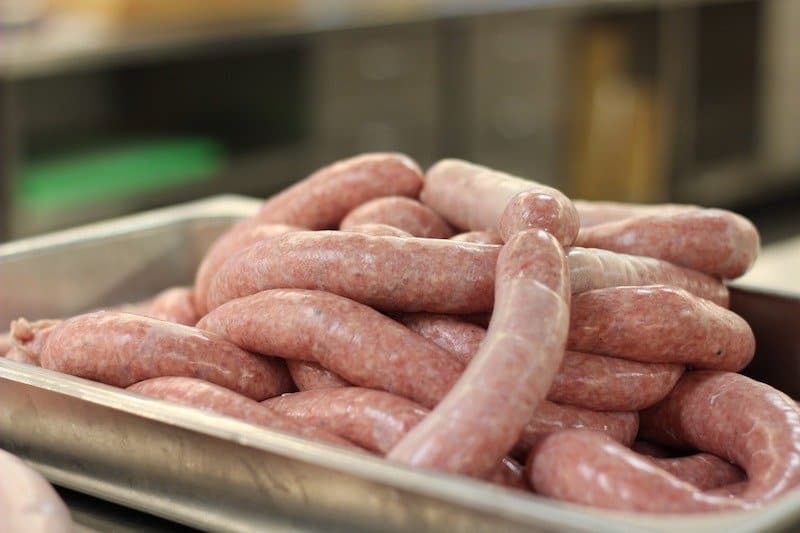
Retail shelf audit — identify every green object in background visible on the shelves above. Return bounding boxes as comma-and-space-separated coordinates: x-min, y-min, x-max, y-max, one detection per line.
18, 138, 225, 210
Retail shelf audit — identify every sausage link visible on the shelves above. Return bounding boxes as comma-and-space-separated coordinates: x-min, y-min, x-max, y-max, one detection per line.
575, 209, 760, 279
255, 153, 423, 228
263, 387, 528, 490
140, 287, 198, 326
645, 454, 746, 492
498, 189, 580, 244
9, 318, 62, 366
550, 352, 684, 411
207, 232, 500, 313
567, 247, 729, 307
340, 196, 455, 238
128, 377, 357, 450
400, 313, 684, 411
527, 429, 746, 512
116, 286, 199, 326
287, 360, 350, 390
197, 289, 464, 409
341, 223, 412, 238
633, 439, 746, 491
572, 200, 700, 227
263, 387, 427, 454
640, 371, 800, 504
396, 313, 486, 362
37, 311, 293, 400
449, 230, 503, 245
388, 229, 570, 477
0, 448, 72, 533
515, 402, 639, 458
422, 159, 578, 245
194, 223, 301, 314
568, 286, 755, 371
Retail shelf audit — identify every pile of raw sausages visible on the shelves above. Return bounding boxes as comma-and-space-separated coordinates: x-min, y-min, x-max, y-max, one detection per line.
4, 153, 800, 515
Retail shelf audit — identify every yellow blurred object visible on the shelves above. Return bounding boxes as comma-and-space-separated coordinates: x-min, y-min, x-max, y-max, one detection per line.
48, 0, 299, 29
569, 24, 666, 203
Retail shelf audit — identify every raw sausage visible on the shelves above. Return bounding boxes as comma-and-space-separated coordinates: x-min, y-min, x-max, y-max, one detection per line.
264, 387, 528, 490
127, 377, 357, 450
449, 230, 503, 245
575, 208, 760, 279
197, 289, 465, 408
138, 286, 198, 326
194, 223, 300, 314
640, 371, 800, 505
396, 313, 486, 362
0, 448, 72, 533
515, 401, 638, 458
572, 200, 700, 227
254, 153, 423, 228
287, 360, 350, 390
36, 311, 293, 400
567, 247, 729, 307
340, 196, 454, 238
116, 286, 199, 326
633, 440, 746, 490
644, 454, 746, 492
8, 318, 62, 366
530, 372, 800, 512
498, 189, 580, 244
400, 313, 685, 411
263, 387, 428, 454
550, 352, 683, 411
568, 286, 755, 371
341, 223, 412, 238
422, 159, 578, 245
388, 229, 570, 477
206, 232, 500, 313
527, 429, 746, 512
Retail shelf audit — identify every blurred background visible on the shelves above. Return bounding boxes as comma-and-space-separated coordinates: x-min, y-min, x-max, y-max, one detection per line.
1, 0, 798, 243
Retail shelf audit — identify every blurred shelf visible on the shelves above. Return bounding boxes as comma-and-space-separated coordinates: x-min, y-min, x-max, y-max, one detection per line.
0, 0, 745, 80
674, 158, 800, 208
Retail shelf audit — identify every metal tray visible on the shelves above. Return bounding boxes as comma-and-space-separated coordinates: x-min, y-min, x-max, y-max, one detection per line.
2, 195, 800, 532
